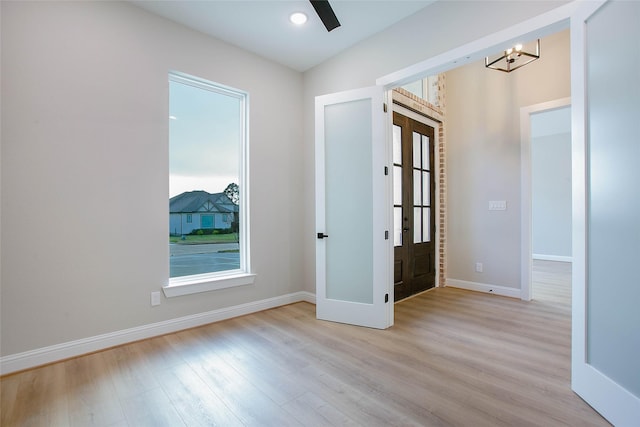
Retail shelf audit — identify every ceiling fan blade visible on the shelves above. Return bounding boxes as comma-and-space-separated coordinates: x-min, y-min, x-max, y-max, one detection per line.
310, 0, 341, 32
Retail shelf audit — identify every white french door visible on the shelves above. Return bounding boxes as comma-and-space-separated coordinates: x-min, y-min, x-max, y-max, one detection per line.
572, 1, 640, 425
315, 86, 393, 329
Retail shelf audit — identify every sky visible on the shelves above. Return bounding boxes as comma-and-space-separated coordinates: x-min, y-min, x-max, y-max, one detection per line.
169, 79, 241, 198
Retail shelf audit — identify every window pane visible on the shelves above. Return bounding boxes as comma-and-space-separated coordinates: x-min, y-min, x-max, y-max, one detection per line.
414, 207, 422, 244
393, 166, 402, 206
423, 171, 430, 206
394, 207, 403, 247
413, 132, 421, 168
423, 208, 431, 243
422, 135, 430, 170
169, 74, 244, 279
401, 79, 424, 99
393, 125, 402, 165
427, 75, 439, 106
413, 169, 421, 205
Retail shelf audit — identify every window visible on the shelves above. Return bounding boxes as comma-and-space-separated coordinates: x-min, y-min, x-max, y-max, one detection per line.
165, 72, 254, 297
400, 75, 440, 107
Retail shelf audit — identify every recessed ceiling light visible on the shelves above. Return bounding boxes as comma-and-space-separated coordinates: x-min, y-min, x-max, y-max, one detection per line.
289, 12, 308, 26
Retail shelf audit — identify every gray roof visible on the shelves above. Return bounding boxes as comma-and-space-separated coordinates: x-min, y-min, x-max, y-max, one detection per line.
170, 190, 238, 214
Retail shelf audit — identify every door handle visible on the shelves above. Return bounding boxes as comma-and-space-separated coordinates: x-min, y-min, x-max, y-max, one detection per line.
317, 232, 329, 239
402, 227, 410, 232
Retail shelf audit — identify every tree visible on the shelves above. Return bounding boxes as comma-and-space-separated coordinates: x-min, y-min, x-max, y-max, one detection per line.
223, 182, 240, 235
224, 182, 239, 205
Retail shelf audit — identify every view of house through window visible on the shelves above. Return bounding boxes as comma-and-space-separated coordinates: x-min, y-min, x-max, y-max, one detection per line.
169, 72, 247, 279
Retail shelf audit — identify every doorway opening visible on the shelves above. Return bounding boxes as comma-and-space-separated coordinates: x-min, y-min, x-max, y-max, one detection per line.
392, 110, 437, 301
520, 98, 571, 300
527, 101, 574, 309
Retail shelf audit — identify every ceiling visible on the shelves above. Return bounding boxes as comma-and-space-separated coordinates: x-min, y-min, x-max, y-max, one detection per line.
131, 0, 435, 72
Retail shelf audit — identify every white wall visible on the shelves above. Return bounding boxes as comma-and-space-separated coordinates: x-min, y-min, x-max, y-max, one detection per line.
301, 0, 570, 293
532, 128, 572, 260
444, 30, 570, 289
0, 1, 304, 356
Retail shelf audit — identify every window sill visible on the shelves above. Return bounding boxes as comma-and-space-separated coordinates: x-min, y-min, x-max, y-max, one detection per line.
163, 272, 256, 298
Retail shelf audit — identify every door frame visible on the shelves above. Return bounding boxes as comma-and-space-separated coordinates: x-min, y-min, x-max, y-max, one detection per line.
391, 102, 442, 293
377, 1, 640, 424
519, 97, 571, 301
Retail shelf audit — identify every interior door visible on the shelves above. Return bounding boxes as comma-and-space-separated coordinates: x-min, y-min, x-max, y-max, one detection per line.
572, 1, 640, 424
315, 86, 392, 329
392, 112, 436, 301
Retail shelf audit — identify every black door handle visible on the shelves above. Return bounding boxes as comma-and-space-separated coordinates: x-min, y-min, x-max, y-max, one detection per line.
317, 232, 329, 239
403, 227, 410, 232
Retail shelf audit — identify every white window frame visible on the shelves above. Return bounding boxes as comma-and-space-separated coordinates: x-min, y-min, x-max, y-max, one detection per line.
163, 71, 254, 298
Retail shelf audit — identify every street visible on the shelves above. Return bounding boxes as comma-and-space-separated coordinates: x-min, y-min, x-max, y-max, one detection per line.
169, 243, 240, 277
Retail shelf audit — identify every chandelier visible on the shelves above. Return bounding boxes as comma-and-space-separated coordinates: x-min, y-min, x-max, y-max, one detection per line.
485, 39, 540, 73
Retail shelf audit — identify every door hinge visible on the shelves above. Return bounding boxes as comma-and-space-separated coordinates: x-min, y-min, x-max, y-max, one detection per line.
385, 293, 389, 303
384, 166, 389, 175
385, 230, 389, 240
383, 103, 388, 113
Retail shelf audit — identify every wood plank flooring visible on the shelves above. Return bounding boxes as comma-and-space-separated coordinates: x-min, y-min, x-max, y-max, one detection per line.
1, 260, 609, 426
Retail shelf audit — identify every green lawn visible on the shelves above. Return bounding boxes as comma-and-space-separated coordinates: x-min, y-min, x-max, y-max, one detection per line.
169, 234, 238, 244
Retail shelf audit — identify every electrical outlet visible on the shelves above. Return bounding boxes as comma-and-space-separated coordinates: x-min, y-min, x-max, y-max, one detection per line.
475, 262, 483, 273
151, 291, 161, 307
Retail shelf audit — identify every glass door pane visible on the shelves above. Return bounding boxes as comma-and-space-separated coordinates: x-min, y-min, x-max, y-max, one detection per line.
393, 124, 403, 247
423, 208, 431, 243
393, 167, 402, 205
394, 207, 403, 246
422, 135, 430, 170
412, 132, 421, 168
413, 207, 422, 244
423, 171, 430, 205
393, 125, 402, 164
324, 100, 373, 304
413, 169, 421, 205
586, 0, 640, 397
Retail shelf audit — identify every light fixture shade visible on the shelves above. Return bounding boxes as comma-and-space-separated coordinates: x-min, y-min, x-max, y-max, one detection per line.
485, 39, 540, 73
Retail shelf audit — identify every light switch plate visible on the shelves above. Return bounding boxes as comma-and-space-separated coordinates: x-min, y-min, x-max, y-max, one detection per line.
489, 200, 507, 211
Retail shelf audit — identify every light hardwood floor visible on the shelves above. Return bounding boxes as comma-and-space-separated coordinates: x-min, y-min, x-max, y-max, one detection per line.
1, 261, 609, 426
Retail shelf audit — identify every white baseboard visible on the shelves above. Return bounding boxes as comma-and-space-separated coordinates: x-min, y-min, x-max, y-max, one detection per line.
446, 279, 521, 299
302, 291, 316, 304
532, 253, 573, 263
0, 291, 316, 376
573, 362, 640, 427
